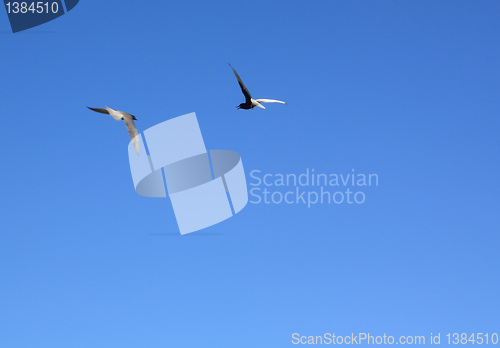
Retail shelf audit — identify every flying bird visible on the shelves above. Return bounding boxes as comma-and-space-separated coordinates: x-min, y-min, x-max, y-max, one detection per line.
229, 63, 287, 110
87, 106, 140, 155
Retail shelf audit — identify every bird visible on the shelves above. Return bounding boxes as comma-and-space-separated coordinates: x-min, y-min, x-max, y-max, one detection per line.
87, 106, 140, 155
229, 63, 287, 110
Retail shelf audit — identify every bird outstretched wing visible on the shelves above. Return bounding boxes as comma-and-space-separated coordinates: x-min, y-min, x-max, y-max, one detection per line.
88, 106, 122, 121
123, 115, 139, 155
87, 107, 109, 114
229, 64, 252, 103
255, 99, 287, 104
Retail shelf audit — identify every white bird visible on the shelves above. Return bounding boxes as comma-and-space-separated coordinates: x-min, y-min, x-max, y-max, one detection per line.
229, 63, 287, 110
87, 106, 140, 155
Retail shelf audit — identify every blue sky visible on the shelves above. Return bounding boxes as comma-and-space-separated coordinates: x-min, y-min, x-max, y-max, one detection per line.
1, 1, 499, 347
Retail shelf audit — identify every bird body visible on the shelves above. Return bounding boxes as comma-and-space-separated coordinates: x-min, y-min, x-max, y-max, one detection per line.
87, 106, 140, 155
229, 63, 287, 110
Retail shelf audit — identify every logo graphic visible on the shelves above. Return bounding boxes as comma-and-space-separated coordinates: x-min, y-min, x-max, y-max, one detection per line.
128, 113, 248, 235
3, 0, 79, 33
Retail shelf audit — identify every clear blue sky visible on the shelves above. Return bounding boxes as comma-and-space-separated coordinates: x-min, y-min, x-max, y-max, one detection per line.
1, 1, 499, 347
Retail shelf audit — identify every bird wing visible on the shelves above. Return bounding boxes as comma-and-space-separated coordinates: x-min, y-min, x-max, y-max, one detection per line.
255, 99, 287, 104
87, 106, 113, 116
87, 106, 124, 120
229, 64, 252, 103
87, 107, 109, 114
123, 115, 139, 155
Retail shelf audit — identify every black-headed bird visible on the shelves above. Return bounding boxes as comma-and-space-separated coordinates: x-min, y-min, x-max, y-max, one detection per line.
229, 63, 287, 110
